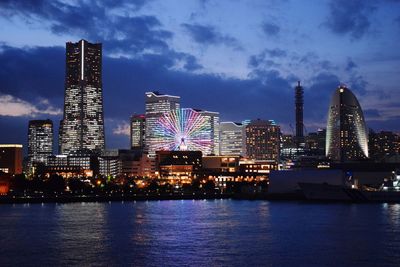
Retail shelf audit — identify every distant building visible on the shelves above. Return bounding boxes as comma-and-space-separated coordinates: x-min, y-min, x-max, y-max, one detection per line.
326, 86, 368, 162
145, 92, 180, 156
305, 128, 326, 156
59, 39, 105, 154
130, 114, 146, 151
28, 119, 53, 169
246, 119, 280, 162
369, 130, 399, 161
295, 81, 305, 147
0, 144, 23, 174
219, 122, 245, 156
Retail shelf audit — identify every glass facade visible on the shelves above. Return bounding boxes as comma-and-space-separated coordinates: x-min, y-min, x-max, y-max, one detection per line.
219, 122, 245, 156
246, 119, 280, 162
60, 40, 105, 154
28, 120, 53, 167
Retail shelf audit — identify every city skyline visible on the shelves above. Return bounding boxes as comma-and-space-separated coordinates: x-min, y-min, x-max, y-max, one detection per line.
0, 0, 399, 150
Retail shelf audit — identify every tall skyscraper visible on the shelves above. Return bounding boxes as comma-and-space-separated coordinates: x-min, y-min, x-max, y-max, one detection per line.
28, 120, 53, 167
130, 114, 146, 151
59, 39, 105, 155
219, 122, 245, 156
246, 119, 280, 162
326, 85, 368, 162
295, 81, 304, 147
145, 92, 180, 156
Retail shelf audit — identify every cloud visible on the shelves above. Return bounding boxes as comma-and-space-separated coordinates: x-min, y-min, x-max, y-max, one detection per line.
113, 122, 130, 136
324, 0, 376, 39
262, 22, 280, 37
0, 0, 171, 54
0, 94, 62, 117
182, 23, 241, 49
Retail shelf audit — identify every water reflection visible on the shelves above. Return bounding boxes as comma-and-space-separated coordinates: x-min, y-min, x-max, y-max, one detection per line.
0, 201, 399, 267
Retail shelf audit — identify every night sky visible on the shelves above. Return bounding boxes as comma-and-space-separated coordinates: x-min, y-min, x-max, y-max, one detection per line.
0, 0, 399, 151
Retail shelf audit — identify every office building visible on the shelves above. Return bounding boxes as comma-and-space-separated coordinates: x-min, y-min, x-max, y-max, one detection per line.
219, 122, 245, 156
28, 119, 53, 168
326, 85, 368, 162
145, 91, 180, 156
130, 114, 146, 151
59, 39, 105, 155
246, 119, 280, 162
0, 144, 23, 174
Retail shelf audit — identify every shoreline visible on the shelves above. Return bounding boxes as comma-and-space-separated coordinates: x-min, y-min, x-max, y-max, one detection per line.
0, 193, 307, 204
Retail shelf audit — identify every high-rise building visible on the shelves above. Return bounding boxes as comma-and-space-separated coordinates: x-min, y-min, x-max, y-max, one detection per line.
295, 81, 304, 147
59, 39, 105, 155
145, 91, 180, 156
130, 114, 146, 151
28, 120, 53, 167
219, 122, 245, 156
246, 119, 280, 162
326, 85, 368, 162
0, 144, 23, 174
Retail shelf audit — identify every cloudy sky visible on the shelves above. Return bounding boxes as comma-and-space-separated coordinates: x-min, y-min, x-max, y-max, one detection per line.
0, 0, 399, 151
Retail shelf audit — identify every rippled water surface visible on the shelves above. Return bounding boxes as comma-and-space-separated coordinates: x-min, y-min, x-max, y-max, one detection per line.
0, 200, 399, 266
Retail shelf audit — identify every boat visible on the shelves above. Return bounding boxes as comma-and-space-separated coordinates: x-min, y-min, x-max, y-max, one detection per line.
299, 171, 400, 203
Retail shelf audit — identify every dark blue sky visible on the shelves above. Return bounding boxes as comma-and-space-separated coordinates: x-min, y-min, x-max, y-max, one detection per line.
0, 0, 399, 150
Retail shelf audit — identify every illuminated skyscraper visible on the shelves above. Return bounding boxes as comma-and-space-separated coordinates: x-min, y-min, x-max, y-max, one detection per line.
326, 85, 368, 162
246, 119, 280, 162
28, 119, 53, 167
59, 39, 105, 154
145, 92, 180, 156
219, 122, 245, 156
130, 114, 146, 151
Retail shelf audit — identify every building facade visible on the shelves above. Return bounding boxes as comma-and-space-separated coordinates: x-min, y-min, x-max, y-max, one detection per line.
28, 120, 53, 168
219, 122, 245, 156
0, 144, 23, 175
59, 39, 105, 155
246, 119, 280, 162
130, 114, 146, 151
295, 81, 305, 147
326, 86, 368, 162
145, 92, 180, 156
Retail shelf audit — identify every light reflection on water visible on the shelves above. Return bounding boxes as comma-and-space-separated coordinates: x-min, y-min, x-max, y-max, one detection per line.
0, 200, 399, 267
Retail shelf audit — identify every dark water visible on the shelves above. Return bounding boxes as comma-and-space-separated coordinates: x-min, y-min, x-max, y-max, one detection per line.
0, 200, 399, 267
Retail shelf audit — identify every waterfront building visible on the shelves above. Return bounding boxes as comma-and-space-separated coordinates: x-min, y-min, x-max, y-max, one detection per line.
0, 144, 23, 175
130, 114, 146, 151
326, 86, 368, 162
294, 81, 305, 147
156, 150, 202, 183
59, 39, 105, 155
28, 119, 53, 169
219, 122, 245, 156
145, 92, 180, 156
246, 119, 280, 162
202, 156, 240, 173
99, 150, 119, 177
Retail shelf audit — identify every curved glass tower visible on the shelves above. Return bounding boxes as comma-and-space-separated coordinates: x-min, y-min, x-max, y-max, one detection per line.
326, 86, 368, 162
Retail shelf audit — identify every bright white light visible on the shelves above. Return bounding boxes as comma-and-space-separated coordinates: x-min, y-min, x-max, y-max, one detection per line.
81, 40, 84, 80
